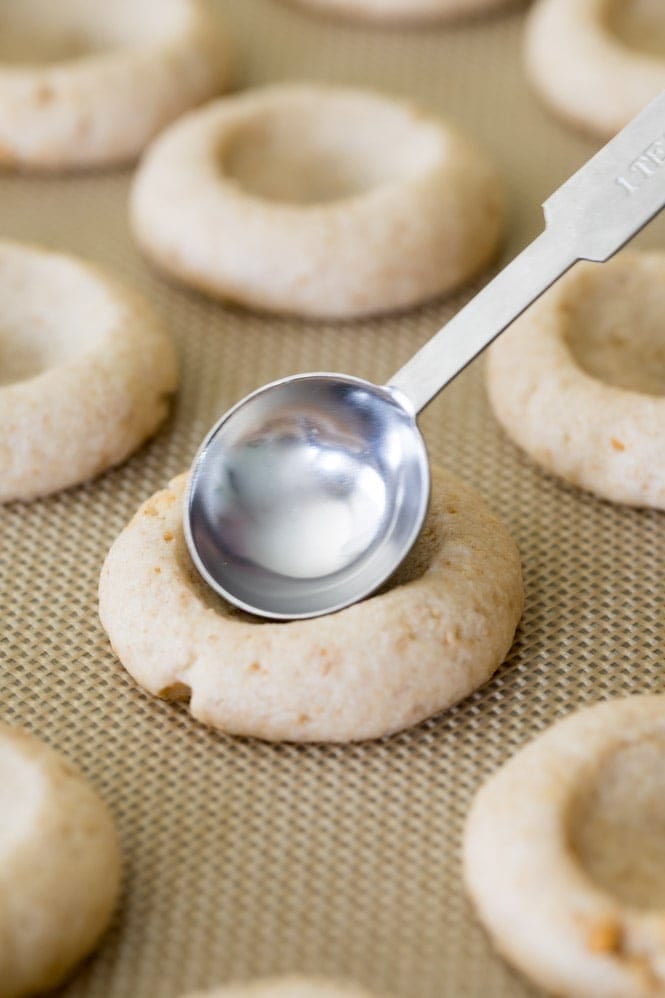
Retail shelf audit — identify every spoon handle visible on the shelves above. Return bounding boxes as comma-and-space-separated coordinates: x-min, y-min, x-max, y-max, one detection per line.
389, 88, 665, 415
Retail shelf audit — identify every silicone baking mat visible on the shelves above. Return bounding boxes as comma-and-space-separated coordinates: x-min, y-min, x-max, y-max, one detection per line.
1, 2, 664, 996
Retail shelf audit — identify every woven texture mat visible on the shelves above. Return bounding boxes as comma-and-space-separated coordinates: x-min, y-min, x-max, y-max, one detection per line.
1, 2, 664, 996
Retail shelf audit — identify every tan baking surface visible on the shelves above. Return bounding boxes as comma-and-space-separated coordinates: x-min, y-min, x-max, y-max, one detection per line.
1, 2, 664, 996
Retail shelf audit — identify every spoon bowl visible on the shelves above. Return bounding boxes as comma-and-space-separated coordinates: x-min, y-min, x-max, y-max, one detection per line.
185, 373, 429, 619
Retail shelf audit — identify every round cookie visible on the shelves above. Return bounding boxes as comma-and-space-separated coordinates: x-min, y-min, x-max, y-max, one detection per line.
486, 251, 665, 508
0, 240, 178, 502
130, 83, 503, 319
284, 0, 516, 25
0, 723, 121, 997
180, 978, 388, 998
98, 464, 524, 743
465, 695, 665, 998
0, 0, 230, 170
525, 0, 665, 137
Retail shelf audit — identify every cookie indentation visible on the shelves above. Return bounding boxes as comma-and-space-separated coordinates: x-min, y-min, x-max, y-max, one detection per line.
607, 0, 665, 60
562, 264, 665, 395
0, 254, 110, 387
220, 102, 442, 205
486, 251, 665, 507
569, 736, 665, 909
0, 0, 190, 64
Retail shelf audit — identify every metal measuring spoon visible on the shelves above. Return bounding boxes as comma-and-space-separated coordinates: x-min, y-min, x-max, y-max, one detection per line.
185, 89, 665, 620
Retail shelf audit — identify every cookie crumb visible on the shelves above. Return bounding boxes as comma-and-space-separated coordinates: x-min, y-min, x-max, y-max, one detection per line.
159, 681, 191, 702
0, 143, 17, 164
586, 917, 622, 954
36, 84, 55, 105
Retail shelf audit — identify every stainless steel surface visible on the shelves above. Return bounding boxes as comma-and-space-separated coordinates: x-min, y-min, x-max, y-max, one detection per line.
186, 89, 665, 620
185, 374, 429, 619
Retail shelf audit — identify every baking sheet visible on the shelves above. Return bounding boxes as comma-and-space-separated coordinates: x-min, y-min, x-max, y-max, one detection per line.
1, 2, 664, 996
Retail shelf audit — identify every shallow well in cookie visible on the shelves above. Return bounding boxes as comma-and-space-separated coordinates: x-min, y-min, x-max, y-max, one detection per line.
177, 499, 437, 625
0, 0, 189, 64
562, 260, 665, 396
568, 735, 665, 909
0, 252, 113, 387
606, 0, 665, 61
219, 96, 443, 205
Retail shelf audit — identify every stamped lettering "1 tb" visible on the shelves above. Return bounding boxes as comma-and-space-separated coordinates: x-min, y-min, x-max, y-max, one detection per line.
616, 135, 665, 194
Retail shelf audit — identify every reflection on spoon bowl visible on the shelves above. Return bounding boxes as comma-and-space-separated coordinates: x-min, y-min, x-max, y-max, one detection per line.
185, 374, 430, 619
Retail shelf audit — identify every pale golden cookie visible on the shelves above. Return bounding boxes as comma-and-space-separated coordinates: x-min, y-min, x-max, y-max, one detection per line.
99, 465, 523, 742
486, 251, 665, 508
0, 724, 120, 998
525, 0, 665, 137
0, 240, 178, 502
0, 0, 230, 169
130, 83, 503, 319
181, 978, 388, 998
465, 695, 665, 998
285, 0, 516, 24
